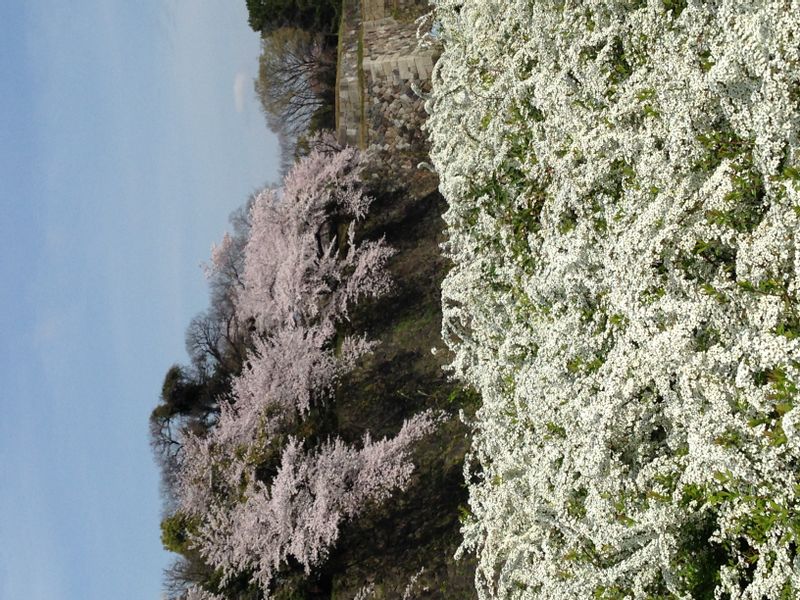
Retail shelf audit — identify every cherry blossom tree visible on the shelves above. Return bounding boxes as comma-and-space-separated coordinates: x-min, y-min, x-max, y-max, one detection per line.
191, 412, 440, 591
235, 142, 388, 334
173, 140, 439, 597
183, 586, 225, 600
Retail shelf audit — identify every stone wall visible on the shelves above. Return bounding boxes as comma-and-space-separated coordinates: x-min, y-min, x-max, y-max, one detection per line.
362, 15, 435, 184
396, 0, 430, 25
363, 0, 428, 21
362, 0, 386, 21
336, 0, 440, 187
337, 0, 366, 148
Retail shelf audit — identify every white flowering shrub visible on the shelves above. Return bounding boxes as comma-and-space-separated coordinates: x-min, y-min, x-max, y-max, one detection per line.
425, 0, 800, 598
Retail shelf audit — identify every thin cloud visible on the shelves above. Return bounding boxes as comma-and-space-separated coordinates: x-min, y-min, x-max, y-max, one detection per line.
233, 72, 247, 113
32, 314, 64, 347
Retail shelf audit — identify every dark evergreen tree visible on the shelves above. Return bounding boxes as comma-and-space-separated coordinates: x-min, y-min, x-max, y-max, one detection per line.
244, 0, 340, 34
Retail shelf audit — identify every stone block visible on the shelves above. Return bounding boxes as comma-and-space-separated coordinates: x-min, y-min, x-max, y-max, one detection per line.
400, 56, 417, 80
414, 56, 429, 79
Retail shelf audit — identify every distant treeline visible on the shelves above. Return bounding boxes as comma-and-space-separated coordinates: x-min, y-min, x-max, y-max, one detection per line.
246, 0, 341, 175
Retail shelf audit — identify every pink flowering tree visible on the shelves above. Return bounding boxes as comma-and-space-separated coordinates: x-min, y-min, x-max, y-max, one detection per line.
184, 586, 225, 600
191, 412, 440, 592
173, 138, 439, 598
235, 143, 390, 334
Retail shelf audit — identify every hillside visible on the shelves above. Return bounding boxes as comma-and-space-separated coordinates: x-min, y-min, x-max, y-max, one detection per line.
152, 1, 479, 598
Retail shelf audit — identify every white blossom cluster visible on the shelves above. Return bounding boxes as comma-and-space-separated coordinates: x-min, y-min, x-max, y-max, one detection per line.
184, 585, 225, 600
425, 0, 800, 598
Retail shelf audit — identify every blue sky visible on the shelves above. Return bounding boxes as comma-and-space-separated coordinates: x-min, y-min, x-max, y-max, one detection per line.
0, 1, 278, 598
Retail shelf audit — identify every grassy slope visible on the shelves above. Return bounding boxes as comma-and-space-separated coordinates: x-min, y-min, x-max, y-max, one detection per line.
268, 0, 477, 595
329, 182, 479, 600
267, 179, 478, 599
